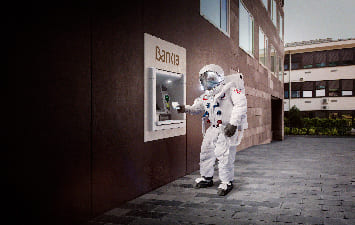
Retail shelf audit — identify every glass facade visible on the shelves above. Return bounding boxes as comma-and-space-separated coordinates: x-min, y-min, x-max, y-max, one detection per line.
284, 48, 355, 71
286, 80, 355, 99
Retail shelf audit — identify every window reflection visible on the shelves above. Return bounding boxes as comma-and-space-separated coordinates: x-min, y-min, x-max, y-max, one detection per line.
259, 28, 267, 66
200, 0, 229, 33
239, 0, 254, 55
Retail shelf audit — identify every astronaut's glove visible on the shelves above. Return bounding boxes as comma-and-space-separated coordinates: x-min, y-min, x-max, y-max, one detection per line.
177, 105, 186, 113
224, 123, 237, 137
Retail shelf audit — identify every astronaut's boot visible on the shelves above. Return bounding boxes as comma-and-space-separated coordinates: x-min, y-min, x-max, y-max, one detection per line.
217, 181, 233, 196
194, 176, 213, 188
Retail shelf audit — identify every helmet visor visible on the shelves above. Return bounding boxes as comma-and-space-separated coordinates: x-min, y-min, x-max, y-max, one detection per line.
199, 71, 223, 90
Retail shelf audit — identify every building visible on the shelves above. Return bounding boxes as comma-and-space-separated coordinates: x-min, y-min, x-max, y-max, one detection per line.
284, 38, 355, 120
10, 0, 284, 224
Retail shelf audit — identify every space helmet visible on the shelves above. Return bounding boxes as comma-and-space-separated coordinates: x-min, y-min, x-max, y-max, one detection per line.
199, 64, 224, 91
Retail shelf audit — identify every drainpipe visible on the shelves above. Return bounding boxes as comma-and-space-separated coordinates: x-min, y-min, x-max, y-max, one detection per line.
289, 52, 292, 114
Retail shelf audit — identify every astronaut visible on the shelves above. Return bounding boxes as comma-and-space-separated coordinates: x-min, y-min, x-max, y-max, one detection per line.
177, 64, 247, 196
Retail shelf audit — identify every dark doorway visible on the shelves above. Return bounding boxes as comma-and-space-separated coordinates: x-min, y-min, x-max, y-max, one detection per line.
271, 97, 283, 140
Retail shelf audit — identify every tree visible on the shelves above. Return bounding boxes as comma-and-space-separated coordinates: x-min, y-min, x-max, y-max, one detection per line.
289, 105, 302, 128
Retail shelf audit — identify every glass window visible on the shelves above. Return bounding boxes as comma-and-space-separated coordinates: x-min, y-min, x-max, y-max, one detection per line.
291, 82, 301, 98
341, 79, 353, 96
221, 0, 228, 32
339, 48, 354, 66
302, 52, 313, 69
259, 28, 267, 66
284, 83, 289, 99
291, 91, 301, 98
291, 63, 299, 70
327, 50, 339, 66
291, 54, 301, 70
303, 91, 312, 98
302, 81, 313, 98
303, 81, 313, 91
315, 63, 326, 68
200, 0, 229, 34
314, 51, 326, 68
316, 89, 325, 97
239, 0, 254, 56
316, 81, 326, 97
342, 79, 353, 90
270, 45, 276, 73
271, 0, 277, 27
342, 91, 353, 96
328, 80, 340, 97
261, 0, 268, 9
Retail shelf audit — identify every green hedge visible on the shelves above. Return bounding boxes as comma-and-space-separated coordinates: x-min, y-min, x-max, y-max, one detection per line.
285, 117, 352, 136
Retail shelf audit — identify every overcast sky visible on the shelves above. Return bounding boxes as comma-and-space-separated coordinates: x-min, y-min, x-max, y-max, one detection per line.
284, 0, 355, 44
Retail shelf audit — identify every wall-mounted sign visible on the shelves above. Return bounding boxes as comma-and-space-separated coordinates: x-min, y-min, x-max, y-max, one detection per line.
144, 33, 185, 75
155, 46, 180, 66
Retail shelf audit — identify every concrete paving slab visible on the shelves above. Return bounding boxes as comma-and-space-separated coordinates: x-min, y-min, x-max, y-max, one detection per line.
86, 136, 355, 225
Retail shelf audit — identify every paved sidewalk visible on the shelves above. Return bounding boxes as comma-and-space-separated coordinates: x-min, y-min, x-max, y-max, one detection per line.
87, 137, 355, 225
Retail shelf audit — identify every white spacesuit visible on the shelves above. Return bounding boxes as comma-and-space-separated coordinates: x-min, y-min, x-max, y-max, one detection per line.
178, 64, 247, 196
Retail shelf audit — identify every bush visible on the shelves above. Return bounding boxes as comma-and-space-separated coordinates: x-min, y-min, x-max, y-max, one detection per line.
285, 117, 352, 136
299, 128, 307, 135
291, 128, 299, 135
289, 106, 302, 128
330, 128, 338, 136
316, 127, 323, 135
308, 128, 316, 135
284, 127, 290, 135
303, 118, 313, 129
324, 128, 331, 136
284, 117, 289, 127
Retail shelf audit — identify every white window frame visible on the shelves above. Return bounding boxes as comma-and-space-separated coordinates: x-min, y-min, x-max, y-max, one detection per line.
239, 0, 255, 57
200, 0, 230, 37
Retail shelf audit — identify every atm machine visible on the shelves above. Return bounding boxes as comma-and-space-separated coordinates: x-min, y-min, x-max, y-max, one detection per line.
148, 67, 186, 131
144, 33, 186, 142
